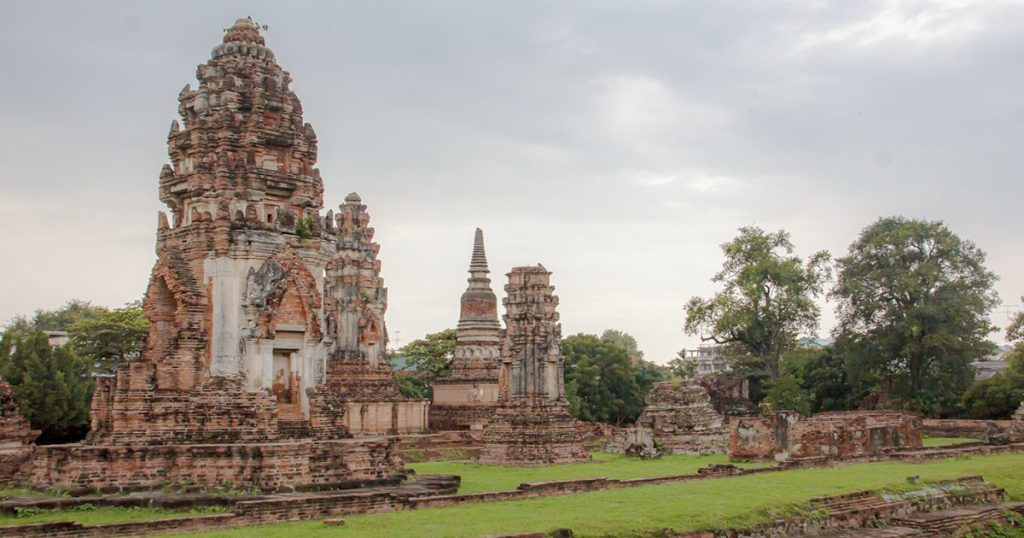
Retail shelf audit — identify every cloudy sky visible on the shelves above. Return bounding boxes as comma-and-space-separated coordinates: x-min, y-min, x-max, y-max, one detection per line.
1, 1, 1022, 361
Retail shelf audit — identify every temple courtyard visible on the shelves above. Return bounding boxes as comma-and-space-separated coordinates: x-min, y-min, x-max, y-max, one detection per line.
2, 444, 1021, 537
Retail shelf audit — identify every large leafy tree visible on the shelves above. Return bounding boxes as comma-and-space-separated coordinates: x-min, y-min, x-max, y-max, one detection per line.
684, 226, 831, 382
832, 217, 999, 416
600, 330, 643, 361
391, 328, 457, 398
68, 301, 149, 375
1008, 296, 1024, 343
0, 329, 93, 443
562, 333, 645, 425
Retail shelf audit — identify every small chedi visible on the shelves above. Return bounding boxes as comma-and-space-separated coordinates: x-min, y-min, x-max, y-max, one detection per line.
477, 265, 589, 464
0, 381, 39, 487
430, 229, 503, 430
606, 380, 728, 456
730, 411, 922, 463
17, 18, 426, 492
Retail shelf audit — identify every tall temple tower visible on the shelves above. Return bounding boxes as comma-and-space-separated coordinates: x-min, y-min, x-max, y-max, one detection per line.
431, 229, 503, 430
88, 18, 426, 445
477, 265, 589, 464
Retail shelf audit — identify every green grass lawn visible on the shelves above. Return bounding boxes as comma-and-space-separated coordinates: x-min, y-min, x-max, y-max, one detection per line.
923, 436, 979, 447
165, 451, 1024, 538
409, 452, 764, 493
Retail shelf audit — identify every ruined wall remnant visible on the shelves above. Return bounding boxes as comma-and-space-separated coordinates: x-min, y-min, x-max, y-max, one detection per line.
431, 228, 502, 431
476, 265, 589, 464
0, 381, 39, 486
730, 411, 922, 462
606, 381, 728, 456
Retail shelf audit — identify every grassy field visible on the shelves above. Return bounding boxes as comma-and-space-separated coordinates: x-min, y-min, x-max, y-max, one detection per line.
409, 452, 764, 493
8, 452, 1023, 537
166, 451, 1024, 537
923, 436, 979, 447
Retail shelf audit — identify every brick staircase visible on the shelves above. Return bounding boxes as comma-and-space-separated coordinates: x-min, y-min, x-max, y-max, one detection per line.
276, 404, 311, 439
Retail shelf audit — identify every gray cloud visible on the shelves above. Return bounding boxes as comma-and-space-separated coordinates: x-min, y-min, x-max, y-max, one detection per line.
1, 0, 1022, 361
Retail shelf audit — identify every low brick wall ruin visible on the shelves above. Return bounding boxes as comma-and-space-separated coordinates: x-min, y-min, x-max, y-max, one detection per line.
922, 418, 1018, 441
26, 437, 404, 493
730, 411, 922, 463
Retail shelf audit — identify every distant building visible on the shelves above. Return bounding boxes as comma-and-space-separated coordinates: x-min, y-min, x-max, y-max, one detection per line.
972, 345, 1013, 381
680, 345, 730, 376
797, 336, 834, 349
43, 331, 68, 347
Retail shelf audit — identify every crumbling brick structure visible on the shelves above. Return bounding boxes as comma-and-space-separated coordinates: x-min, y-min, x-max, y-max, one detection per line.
477, 266, 589, 464
0, 381, 39, 486
730, 411, 922, 463
23, 18, 429, 492
431, 228, 503, 430
607, 381, 728, 455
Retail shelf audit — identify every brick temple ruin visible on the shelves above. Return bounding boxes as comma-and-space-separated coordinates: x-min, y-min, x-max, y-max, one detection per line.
0, 381, 38, 488
606, 380, 728, 456
430, 229, 503, 430
7, 18, 430, 492
730, 411, 923, 463
477, 265, 589, 464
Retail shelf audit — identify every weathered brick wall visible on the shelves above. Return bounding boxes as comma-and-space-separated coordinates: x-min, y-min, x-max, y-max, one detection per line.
428, 402, 499, 431
29, 437, 402, 492
922, 419, 1017, 440
0, 381, 39, 487
730, 411, 922, 462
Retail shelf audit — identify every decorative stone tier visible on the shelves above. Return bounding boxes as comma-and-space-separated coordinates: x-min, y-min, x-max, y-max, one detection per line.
25, 437, 403, 493
730, 411, 922, 463
477, 399, 590, 465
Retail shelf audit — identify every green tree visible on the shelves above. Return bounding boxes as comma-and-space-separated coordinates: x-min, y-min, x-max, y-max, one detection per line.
961, 343, 1024, 420
666, 355, 698, 380
68, 302, 149, 375
761, 371, 811, 415
684, 226, 831, 382
0, 329, 93, 443
600, 330, 644, 361
562, 333, 645, 425
831, 217, 999, 416
1008, 296, 1024, 343
789, 346, 854, 413
28, 299, 105, 331
633, 359, 668, 394
391, 328, 457, 398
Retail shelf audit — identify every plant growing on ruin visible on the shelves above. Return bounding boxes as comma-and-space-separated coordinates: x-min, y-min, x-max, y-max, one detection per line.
684, 226, 831, 382
832, 217, 999, 416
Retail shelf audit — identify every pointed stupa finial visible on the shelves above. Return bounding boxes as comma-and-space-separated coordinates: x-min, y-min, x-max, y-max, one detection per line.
470, 228, 489, 274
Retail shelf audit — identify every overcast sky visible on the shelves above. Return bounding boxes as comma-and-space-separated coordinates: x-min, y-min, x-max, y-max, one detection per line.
1, 1, 1022, 362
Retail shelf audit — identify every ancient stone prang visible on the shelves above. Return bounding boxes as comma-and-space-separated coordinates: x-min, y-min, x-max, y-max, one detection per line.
431, 228, 503, 430
477, 265, 589, 464
39, 18, 427, 491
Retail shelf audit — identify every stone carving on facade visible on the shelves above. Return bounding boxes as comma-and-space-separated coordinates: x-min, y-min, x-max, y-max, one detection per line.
246, 260, 286, 308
